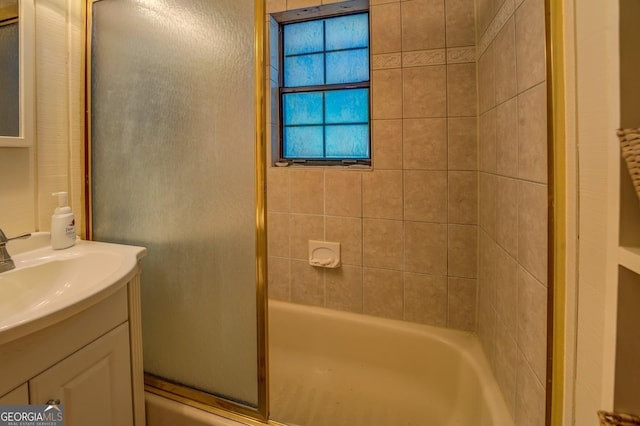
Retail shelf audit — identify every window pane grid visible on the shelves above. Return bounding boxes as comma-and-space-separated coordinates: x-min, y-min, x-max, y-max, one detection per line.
280, 12, 370, 162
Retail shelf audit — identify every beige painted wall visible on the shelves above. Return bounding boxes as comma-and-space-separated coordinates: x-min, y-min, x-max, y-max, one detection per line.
0, 0, 83, 237
568, 0, 633, 424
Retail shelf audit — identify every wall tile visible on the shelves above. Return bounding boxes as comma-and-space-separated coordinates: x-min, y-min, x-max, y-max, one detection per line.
448, 224, 478, 278
402, 49, 446, 67
290, 259, 325, 306
517, 265, 547, 384
447, 46, 476, 64
494, 17, 517, 104
518, 182, 547, 285
478, 292, 497, 370
373, 119, 403, 170
326, 265, 364, 313
476, 0, 495, 38
268, 256, 290, 300
448, 277, 477, 331
373, 52, 403, 70
403, 118, 447, 170
479, 172, 497, 238
448, 117, 477, 171
496, 176, 518, 257
515, 0, 546, 92
515, 350, 546, 426
401, 0, 446, 51
403, 66, 447, 118
447, 63, 477, 117
445, 0, 476, 47
518, 83, 548, 183
404, 272, 448, 326
518, 180, 547, 285
479, 108, 497, 174
478, 44, 495, 114
494, 246, 518, 336
363, 170, 404, 220
290, 168, 324, 214
325, 170, 362, 217
404, 171, 448, 222
496, 96, 519, 178
404, 221, 448, 275
363, 267, 404, 319
495, 314, 518, 418
266, 0, 286, 13
267, 168, 290, 212
289, 214, 324, 260
448, 171, 478, 225
326, 216, 363, 266
372, 68, 403, 119
479, 229, 498, 305
371, 2, 402, 54
363, 219, 404, 270
267, 212, 290, 258
287, 0, 318, 9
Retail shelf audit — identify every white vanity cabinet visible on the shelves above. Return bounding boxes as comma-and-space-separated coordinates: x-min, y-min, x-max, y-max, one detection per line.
0, 274, 145, 426
29, 323, 133, 426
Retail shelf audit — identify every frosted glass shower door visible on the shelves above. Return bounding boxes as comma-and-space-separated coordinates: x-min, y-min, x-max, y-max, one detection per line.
90, 0, 260, 408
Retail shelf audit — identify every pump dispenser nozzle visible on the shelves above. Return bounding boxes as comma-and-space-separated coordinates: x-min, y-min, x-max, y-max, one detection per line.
52, 192, 71, 214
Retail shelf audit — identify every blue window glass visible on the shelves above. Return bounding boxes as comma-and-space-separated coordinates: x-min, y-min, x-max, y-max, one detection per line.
326, 49, 369, 84
283, 93, 323, 125
325, 125, 370, 158
281, 12, 370, 161
325, 14, 369, 50
284, 54, 324, 87
283, 20, 324, 56
284, 126, 324, 158
325, 89, 368, 124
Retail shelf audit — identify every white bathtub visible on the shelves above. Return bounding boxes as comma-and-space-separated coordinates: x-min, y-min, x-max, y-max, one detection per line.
269, 300, 515, 426
146, 300, 514, 426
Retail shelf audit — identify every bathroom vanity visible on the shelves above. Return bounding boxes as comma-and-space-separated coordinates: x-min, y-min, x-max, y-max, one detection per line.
0, 234, 146, 426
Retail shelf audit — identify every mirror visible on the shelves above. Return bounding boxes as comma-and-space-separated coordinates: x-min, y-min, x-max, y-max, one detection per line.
0, 0, 33, 147
0, 0, 19, 136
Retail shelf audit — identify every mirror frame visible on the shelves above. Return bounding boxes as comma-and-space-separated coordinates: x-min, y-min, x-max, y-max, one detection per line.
0, 0, 34, 147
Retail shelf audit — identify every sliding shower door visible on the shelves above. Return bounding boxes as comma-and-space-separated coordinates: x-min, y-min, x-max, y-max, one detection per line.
89, 0, 264, 413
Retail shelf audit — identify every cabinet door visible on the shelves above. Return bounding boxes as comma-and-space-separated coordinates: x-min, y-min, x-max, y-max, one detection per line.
29, 323, 133, 426
0, 383, 29, 404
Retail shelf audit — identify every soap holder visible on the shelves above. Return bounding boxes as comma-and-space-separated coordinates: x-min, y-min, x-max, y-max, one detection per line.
308, 240, 341, 268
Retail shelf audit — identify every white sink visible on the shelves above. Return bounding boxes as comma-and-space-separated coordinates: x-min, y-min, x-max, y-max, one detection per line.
0, 232, 146, 344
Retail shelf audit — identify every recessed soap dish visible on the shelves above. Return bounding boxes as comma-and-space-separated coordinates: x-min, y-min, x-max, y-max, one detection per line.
308, 240, 341, 268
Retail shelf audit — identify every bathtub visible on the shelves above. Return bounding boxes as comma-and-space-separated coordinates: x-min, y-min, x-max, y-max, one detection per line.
269, 300, 515, 426
146, 300, 514, 426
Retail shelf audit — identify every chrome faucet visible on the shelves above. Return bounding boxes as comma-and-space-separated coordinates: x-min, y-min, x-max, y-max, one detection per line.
0, 229, 31, 273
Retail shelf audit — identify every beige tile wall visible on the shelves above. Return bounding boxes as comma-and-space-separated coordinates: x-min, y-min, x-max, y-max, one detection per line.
265, 0, 478, 332
476, 0, 548, 424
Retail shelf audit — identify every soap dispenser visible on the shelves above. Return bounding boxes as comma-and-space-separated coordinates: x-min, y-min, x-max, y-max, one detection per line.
51, 192, 76, 250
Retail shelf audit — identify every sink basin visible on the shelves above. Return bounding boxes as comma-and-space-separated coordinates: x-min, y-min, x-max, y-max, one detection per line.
0, 233, 146, 344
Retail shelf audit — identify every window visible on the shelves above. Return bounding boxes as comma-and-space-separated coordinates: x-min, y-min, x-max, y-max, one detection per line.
279, 12, 370, 164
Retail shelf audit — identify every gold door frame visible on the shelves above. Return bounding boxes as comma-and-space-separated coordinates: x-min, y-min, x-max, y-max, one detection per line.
84, 0, 270, 423
546, 0, 566, 424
